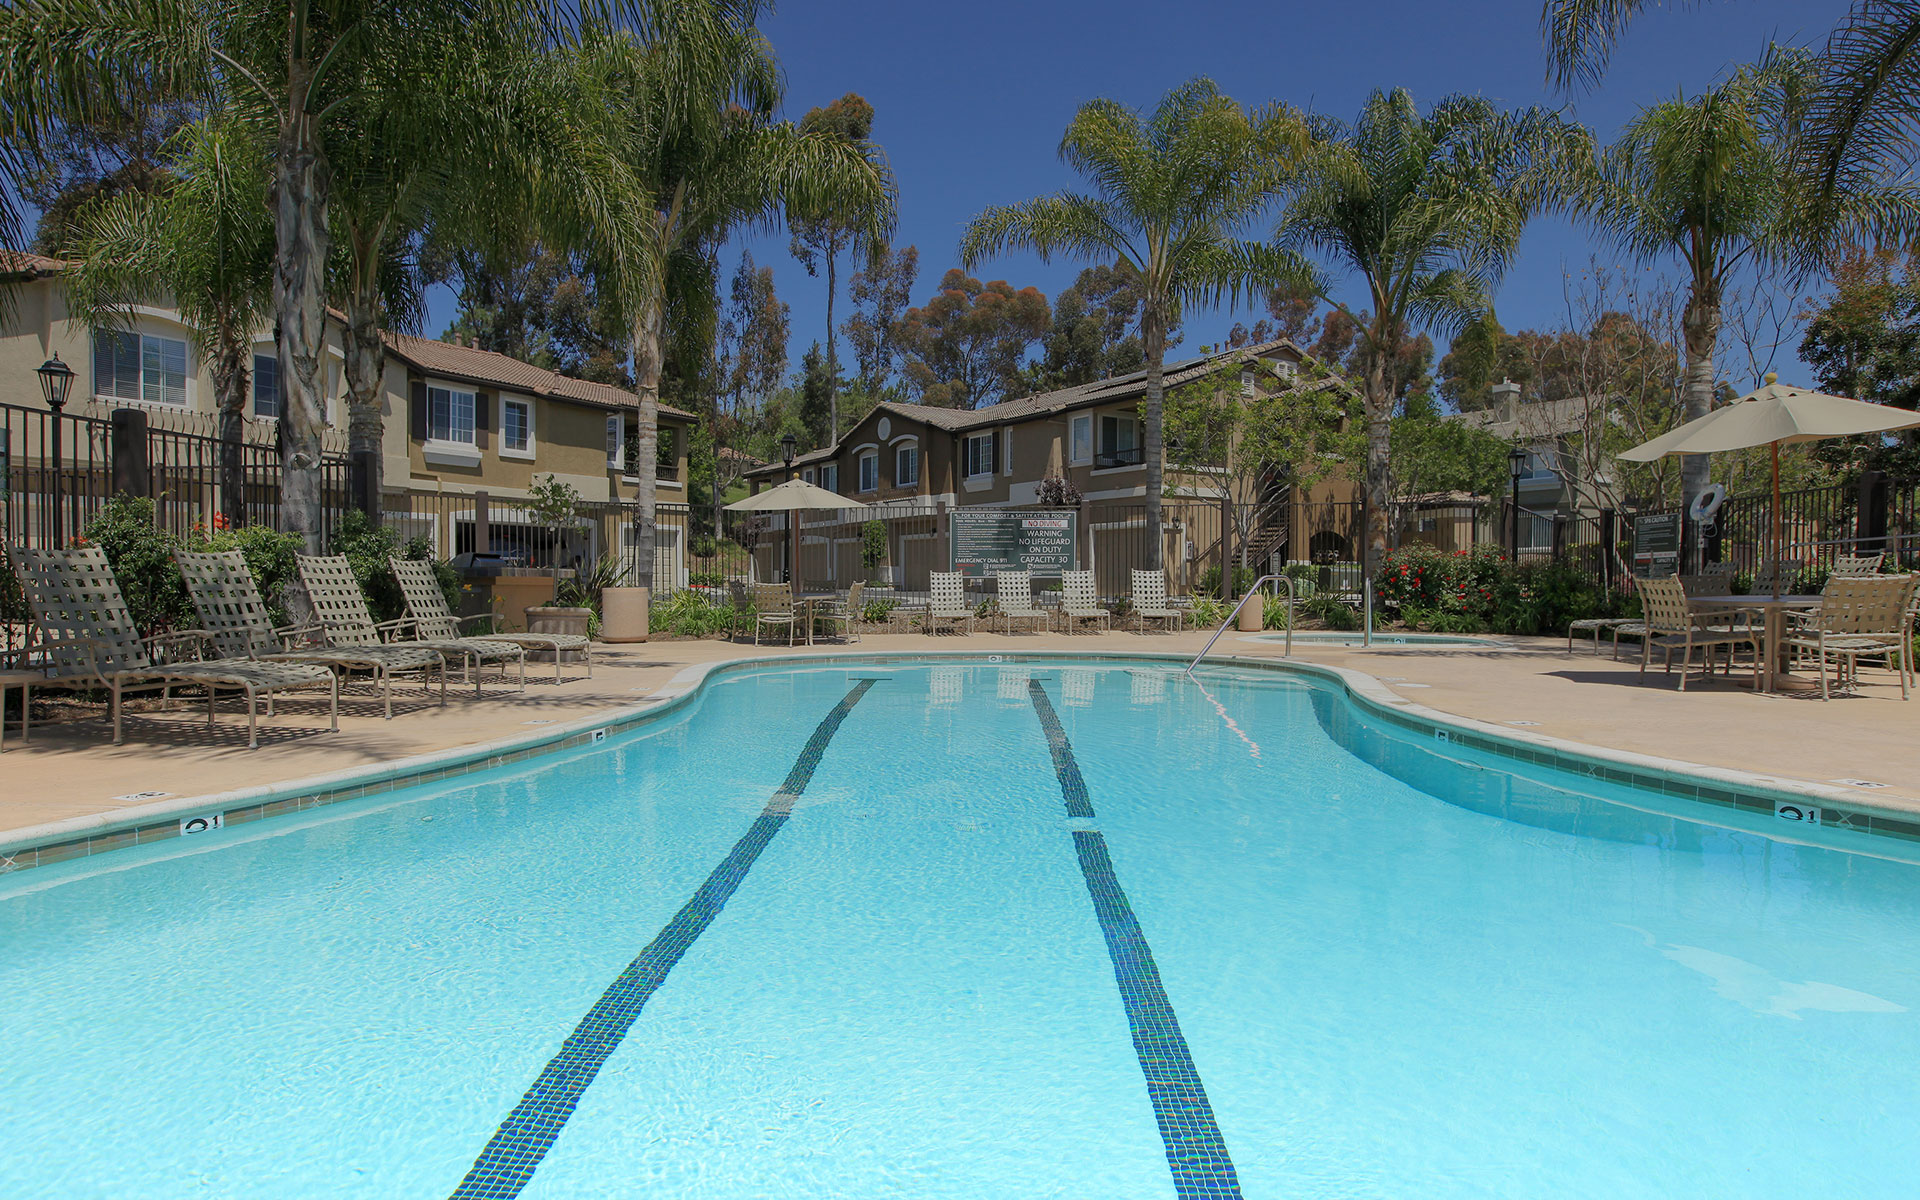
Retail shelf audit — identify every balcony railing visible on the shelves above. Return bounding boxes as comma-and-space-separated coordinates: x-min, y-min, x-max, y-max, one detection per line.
1095, 446, 1146, 469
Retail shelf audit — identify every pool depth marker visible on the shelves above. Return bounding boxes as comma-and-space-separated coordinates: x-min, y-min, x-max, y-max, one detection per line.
450, 678, 881, 1200
1026, 680, 1244, 1200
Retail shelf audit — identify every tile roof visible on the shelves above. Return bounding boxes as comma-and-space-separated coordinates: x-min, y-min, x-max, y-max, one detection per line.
382, 331, 695, 420
0, 250, 70, 277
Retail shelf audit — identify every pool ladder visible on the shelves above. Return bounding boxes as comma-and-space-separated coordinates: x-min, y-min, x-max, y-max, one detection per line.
1184, 574, 1297, 677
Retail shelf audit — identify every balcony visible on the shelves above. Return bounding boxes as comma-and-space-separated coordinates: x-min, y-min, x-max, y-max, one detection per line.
1095, 446, 1145, 469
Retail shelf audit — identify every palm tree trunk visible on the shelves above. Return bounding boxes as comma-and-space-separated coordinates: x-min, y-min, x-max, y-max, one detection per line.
631, 294, 663, 593
271, 79, 332, 553
1363, 347, 1392, 576
1141, 302, 1167, 573
209, 337, 250, 532
825, 251, 838, 442
344, 268, 386, 507
1679, 282, 1721, 512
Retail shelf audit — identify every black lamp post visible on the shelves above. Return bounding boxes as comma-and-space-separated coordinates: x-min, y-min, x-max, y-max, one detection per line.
37, 353, 75, 544
780, 433, 798, 582
1507, 446, 1527, 559
781, 433, 797, 477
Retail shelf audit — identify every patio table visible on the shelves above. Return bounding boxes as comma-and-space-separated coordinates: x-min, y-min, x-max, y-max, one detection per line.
794, 591, 842, 646
1688, 594, 1822, 694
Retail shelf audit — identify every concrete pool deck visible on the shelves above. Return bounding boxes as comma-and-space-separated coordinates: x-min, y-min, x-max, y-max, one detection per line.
4, 628, 1918, 850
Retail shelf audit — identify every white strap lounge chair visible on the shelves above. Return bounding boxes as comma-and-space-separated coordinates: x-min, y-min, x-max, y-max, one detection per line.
994, 571, 1049, 634
814, 581, 865, 643
1129, 569, 1184, 633
1781, 574, 1920, 700
8, 544, 338, 748
925, 572, 974, 635
1831, 552, 1885, 577
1058, 570, 1110, 634
391, 557, 585, 683
1635, 576, 1760, 692
751, 583, 798, 645
298, 555, 522, 695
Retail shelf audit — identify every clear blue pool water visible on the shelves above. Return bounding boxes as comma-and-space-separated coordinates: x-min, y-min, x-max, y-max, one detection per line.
4, 660, 1918, 1199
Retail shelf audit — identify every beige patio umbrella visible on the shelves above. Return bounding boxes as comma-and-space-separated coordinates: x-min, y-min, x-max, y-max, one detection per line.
1618, 375, 1920, 594
725, 479, 868, 584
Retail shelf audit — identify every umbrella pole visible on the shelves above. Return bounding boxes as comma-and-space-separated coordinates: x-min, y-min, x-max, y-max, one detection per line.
1770, 441, 1783, 600
788, 507, 797, 585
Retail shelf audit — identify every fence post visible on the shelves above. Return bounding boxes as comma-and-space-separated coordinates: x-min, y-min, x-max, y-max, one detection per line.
474, 490, 491, 555
1599, 508, 1616, 591
1218, 494, 1233, 602
1857, 469, 1889, 554
935, 499, 949, 576
349, 449, 379, 518
110, 407, 149, 499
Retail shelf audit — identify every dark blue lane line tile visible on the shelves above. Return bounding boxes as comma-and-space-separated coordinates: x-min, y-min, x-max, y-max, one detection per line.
1027, 680, 1244, 1200
450, 678, 881, 1200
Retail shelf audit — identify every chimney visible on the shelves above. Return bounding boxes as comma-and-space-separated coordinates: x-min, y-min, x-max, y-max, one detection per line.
1491, 377, 1521, 424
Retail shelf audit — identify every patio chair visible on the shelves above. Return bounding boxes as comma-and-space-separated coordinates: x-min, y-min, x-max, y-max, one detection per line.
1678, 563, 1737, 596
1635, 576, 1761, 692
391, 557, 585, 683
176, 548, 448, 720
751, 582, 798, 645
925, 571, 974, 635
813, 582, 865, 644
1749, 559, 1803, 596
994, 571, 1049, 634
1831, 552, 1886, 577
297, 555, 523, 695
6, 545, 337, 748
1780, 574, 1920, 700
1057, 570, 1111, 634
1129, 569, 1184, 633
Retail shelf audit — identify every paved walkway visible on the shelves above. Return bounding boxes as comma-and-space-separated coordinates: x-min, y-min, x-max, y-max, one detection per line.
3, 628, 1916, 844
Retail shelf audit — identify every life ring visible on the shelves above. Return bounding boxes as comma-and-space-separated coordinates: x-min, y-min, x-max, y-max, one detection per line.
1689, 483, 1728, 522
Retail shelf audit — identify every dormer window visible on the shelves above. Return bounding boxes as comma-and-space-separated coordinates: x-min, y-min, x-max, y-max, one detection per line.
1240, 368, 1256, 397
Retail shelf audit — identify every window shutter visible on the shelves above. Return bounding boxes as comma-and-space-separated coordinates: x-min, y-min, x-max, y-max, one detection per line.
410, 379, 428, 440
1003, 428, 1013, 476
474, 390, 491, 450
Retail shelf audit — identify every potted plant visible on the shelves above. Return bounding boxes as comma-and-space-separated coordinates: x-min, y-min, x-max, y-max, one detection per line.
523, 474, 594, 646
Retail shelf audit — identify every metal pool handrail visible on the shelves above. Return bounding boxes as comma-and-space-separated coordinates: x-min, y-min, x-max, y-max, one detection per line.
1185, 574, 1295, 677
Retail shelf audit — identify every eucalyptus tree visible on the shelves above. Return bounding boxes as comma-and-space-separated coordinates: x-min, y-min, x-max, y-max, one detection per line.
584, 0, 894, 586
0, 0, 585, 549
1585, 50, 1920, 508
1271, 89, 1591, 571
959, 78, 1311, 572
59, 114, 273, 527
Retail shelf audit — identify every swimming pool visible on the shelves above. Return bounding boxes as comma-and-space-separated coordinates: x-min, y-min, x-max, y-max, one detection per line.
4, 659, 1917, 1198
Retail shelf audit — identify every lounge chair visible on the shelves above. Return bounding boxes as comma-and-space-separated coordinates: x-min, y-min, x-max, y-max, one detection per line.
1831, 552, 1886, 577
6, 544, 337, 748
813, 581, 865, 643
751, 583, 798, 645
176, 548, 448, 719
297, 555, 523, 694
390, 557, 585, 683
925, 572, 974, 635
1635, 576, 1760, 692
1129, 569, 1184, 633
1781, 574, 1920, 700
1057, 570, 1110, 634
994, 571, 1049, 634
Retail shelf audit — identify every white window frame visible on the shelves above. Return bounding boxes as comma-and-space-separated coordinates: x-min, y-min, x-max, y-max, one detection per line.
1069, 414, 1092, 466
93, 328, 191, 408
803, 466, 816, 484
857, 449, 879, 494
1095, 413, 1143, 472
963, 432, 995, 480
1003, 427, 1013, 476
818, 463, 839, 493
424, 384, 480, 467
498, 395, 534, 459
1240, 367, 1257, 397
894, 440, 920, 488
606, 413, 625, 471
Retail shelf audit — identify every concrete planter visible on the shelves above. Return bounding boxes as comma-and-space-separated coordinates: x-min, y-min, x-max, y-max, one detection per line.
524, 605, 593, 661
600, 587, 650, 643
1237, 595, 1265, 632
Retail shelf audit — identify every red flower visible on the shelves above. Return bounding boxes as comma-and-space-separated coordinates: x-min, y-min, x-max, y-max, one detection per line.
211, 512, 230, 530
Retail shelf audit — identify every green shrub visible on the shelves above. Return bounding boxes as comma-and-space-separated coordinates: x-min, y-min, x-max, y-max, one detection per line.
689, 570, 726, 587
555, 552, 626, 615
196, 524, 304, 625
1304, 591, 1360, 630
1263, 592, 1292, 630
79, 496, 193, 636
327, 510, 421, 622
648, 588, 732, 638
1187, 595, 1227, 627
862, 597, 898, 624
860, 520, 888, 571
1197, 563, 1255, 599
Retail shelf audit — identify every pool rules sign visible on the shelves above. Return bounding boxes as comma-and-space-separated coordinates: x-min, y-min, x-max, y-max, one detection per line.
950, 509, 1077, 578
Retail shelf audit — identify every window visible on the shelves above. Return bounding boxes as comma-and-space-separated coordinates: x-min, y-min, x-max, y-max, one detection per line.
818, 463, 839, 493
964, 432, 996, 478
93, 330, 188, 406
1240, 367, 1257, 397
1003, 428, 1013, 476
501, 397, 532, 455
895, 443, 920, 487
606, 414, 624, 469
1069, 415, 1092, 465
428, 386, 475, 444
252, 353, 279, 418
858, 451, 878, 493
1097, 414, 1141, 468
803, 467, 816, 484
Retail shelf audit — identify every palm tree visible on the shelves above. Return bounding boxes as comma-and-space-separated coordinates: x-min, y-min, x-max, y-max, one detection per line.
1544, 1, 1920, 206
59, 114, 273, 529
960, 78, 1310, 572
586, 0, 894, 589
1272, 89, 1591, 571
0, 0, 570, 549
1585, 51, 1920, 510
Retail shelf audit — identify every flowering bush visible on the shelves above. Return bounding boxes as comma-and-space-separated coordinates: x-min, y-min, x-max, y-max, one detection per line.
1374, 543, 1616, 635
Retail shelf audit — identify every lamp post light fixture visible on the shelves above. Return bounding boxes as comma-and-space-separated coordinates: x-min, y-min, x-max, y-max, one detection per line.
37, 353, 76, 544
781, 433, 797, 474
1507, 446, 1528, 560
779, 433, 799, 582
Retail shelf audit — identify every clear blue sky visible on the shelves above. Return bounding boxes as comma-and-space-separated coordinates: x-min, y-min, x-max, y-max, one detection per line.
433, 0, 1828, 389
